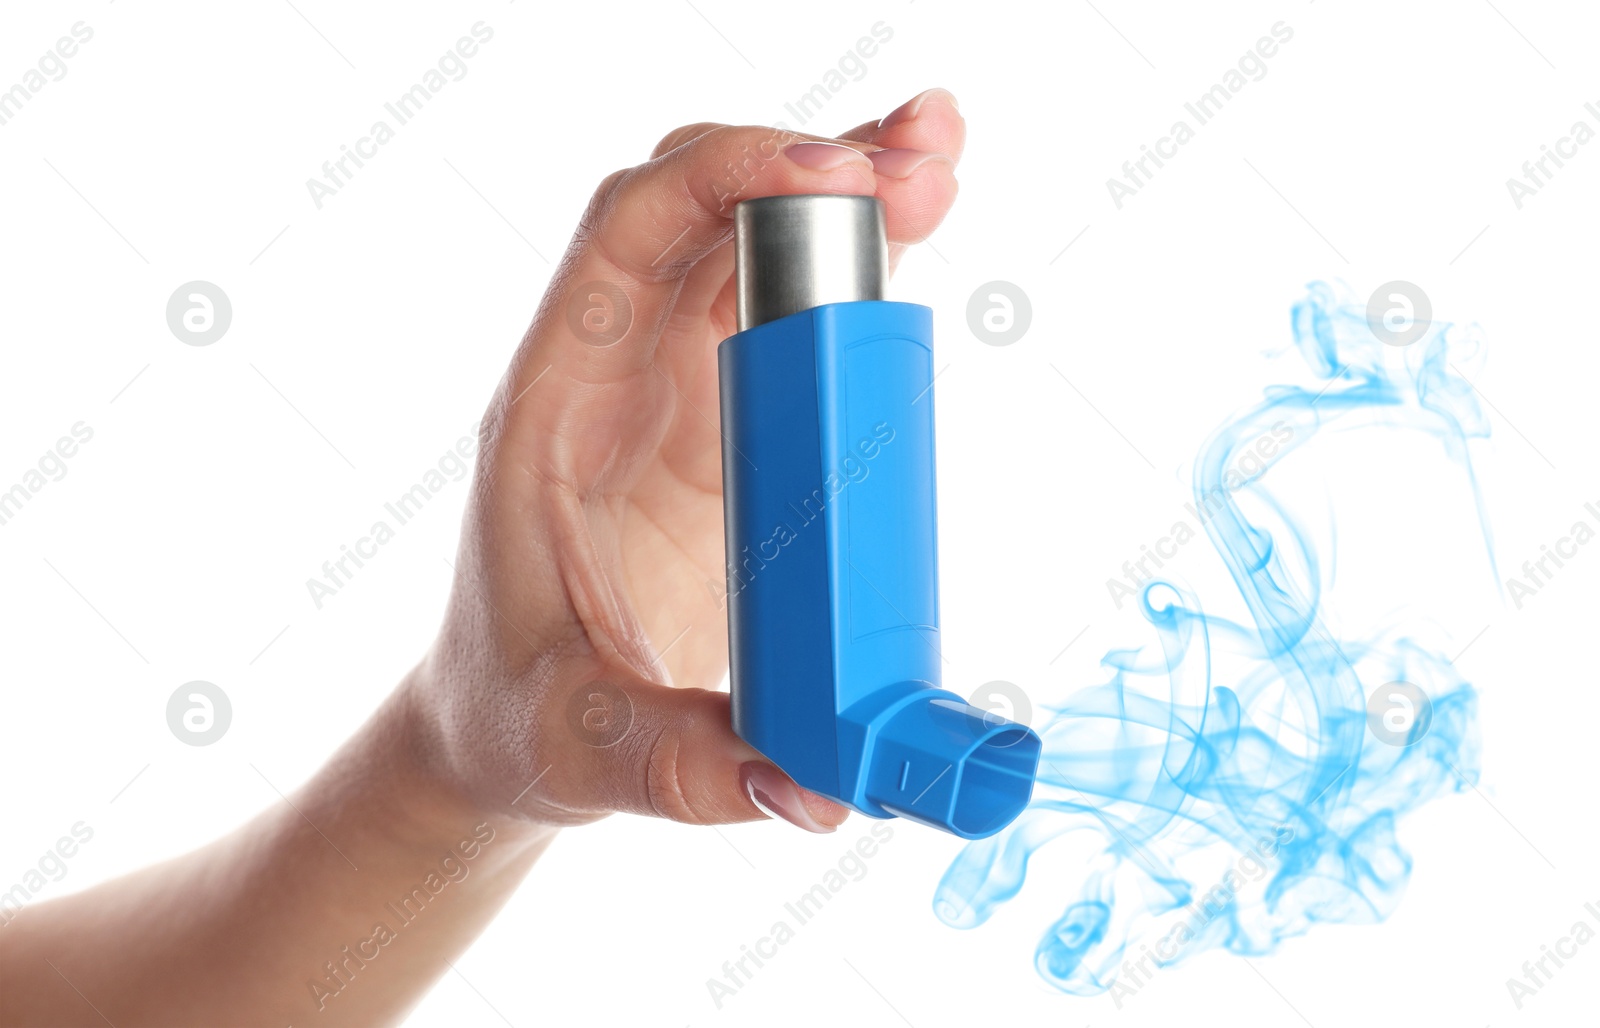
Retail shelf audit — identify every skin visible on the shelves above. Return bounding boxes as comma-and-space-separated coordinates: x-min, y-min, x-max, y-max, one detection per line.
0, 87, 964, 1026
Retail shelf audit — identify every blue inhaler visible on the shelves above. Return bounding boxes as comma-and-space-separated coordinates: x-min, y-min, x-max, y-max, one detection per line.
717, 194, 1041, 840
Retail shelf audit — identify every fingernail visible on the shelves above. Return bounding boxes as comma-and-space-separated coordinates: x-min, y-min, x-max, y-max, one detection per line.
785, 140, 872, 171
878, 87, 959, 131
868, 148, 953, 179
741, 761, 835, 833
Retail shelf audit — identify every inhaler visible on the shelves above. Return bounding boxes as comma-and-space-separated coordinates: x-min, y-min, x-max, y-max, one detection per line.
717, 194, 1042, 839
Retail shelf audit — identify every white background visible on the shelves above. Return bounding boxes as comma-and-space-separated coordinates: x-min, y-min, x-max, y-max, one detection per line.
1, 1, 1596, 1025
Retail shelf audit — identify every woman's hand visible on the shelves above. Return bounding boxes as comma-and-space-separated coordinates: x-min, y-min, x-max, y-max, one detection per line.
0, 90, 967, 1028
404, 88, 965, 835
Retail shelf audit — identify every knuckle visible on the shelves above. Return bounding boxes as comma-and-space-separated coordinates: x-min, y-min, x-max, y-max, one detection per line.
643, 729, 704, 824
651, 122, 720, 160
569, 168, 633, 260
582, 167, 633, 231
576, 168, 691, 285
686, 124, 797, 166
593, 166, 632, 200
679, 125, 803, 214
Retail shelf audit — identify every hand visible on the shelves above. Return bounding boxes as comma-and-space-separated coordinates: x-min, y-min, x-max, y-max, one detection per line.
403, 88, 965, 836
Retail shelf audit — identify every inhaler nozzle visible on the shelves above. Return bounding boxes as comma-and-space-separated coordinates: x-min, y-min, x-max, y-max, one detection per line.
861, 695, 1042, 840
734, 194, 888, 331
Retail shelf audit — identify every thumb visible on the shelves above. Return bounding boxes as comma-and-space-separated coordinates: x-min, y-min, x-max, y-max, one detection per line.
562, 680, 850, 833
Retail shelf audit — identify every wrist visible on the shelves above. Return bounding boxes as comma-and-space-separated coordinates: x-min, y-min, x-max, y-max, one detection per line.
343, 668, 556, 857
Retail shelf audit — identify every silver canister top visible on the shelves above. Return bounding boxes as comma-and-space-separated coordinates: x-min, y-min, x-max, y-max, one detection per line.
734, 194, 888, 332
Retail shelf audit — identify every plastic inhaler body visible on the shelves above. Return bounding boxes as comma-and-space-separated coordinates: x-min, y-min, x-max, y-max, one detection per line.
717, 195, 1041, 840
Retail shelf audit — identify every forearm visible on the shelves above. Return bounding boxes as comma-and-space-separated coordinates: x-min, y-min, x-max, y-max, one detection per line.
0, 678, 555, 1027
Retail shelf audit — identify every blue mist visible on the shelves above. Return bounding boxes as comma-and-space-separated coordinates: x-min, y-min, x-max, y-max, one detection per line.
934, 281, 1493, 996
